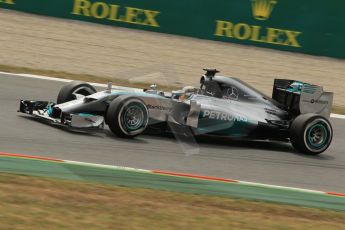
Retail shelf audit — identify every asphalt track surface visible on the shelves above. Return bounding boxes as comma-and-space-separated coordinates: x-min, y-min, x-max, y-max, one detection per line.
1, 73, 345, 193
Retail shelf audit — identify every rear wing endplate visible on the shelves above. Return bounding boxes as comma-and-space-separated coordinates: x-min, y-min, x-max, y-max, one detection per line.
300, 85, 333, 119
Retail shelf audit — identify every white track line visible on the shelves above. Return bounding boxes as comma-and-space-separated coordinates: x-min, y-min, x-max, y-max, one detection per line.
331, 113, 345, 119
1, 151, 342, 196
0, 71, 142, 92
63, 159, 331, 196
0, 71, 71, 82
238, 181, 325, 194
1, 71, 344, 119
65, 160, 151, 173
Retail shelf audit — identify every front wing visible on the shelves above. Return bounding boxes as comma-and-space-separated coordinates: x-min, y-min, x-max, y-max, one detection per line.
18, 100, 104, 129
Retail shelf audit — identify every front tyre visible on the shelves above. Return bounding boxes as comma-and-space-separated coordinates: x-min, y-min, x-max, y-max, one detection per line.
57, 81, 97, 104
290, 114, 333, 155
106, 96, 149, 138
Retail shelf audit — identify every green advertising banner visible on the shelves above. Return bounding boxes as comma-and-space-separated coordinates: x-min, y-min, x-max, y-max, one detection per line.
1, 0, 345, 59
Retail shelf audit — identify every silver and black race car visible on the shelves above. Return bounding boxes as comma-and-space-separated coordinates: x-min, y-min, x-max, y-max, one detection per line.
18, 69, 334, 155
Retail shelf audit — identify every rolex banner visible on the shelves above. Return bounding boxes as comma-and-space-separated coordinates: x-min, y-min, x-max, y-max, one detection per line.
1, 0, 345, 59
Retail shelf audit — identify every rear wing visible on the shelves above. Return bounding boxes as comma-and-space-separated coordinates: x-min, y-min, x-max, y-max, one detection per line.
272, 79, 333, 118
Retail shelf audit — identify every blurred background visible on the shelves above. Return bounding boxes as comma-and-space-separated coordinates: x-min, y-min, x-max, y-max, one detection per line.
1, 0, 345, 109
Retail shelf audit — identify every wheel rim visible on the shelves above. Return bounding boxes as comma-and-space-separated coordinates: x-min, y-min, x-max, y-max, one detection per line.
304, 119, 331, 152
307, 124, 328, 148
120, 102, 147, 135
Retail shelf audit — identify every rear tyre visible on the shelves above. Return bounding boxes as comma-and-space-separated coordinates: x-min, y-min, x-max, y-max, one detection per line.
290, 113, 333, 155
106, 96, 149, 138
57, 81, 97, 104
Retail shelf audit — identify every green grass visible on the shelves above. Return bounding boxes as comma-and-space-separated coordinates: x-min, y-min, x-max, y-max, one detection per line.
1, 64, 345, 115
0, 173, 344, 230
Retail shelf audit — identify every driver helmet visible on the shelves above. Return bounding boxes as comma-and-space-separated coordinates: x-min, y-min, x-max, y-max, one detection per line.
179, 86, 198, 101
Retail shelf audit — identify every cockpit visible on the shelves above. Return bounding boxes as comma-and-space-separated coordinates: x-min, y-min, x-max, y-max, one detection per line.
199, 73, 269, 102
146, 69, 272, 104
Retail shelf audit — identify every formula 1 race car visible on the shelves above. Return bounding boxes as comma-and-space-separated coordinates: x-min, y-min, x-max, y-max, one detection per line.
18, 69, 334, 155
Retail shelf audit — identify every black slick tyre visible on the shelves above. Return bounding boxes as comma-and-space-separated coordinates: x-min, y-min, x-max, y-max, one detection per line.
57, 81, 97, 104
290, 113, 333, 155
106, 96, 149, 138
